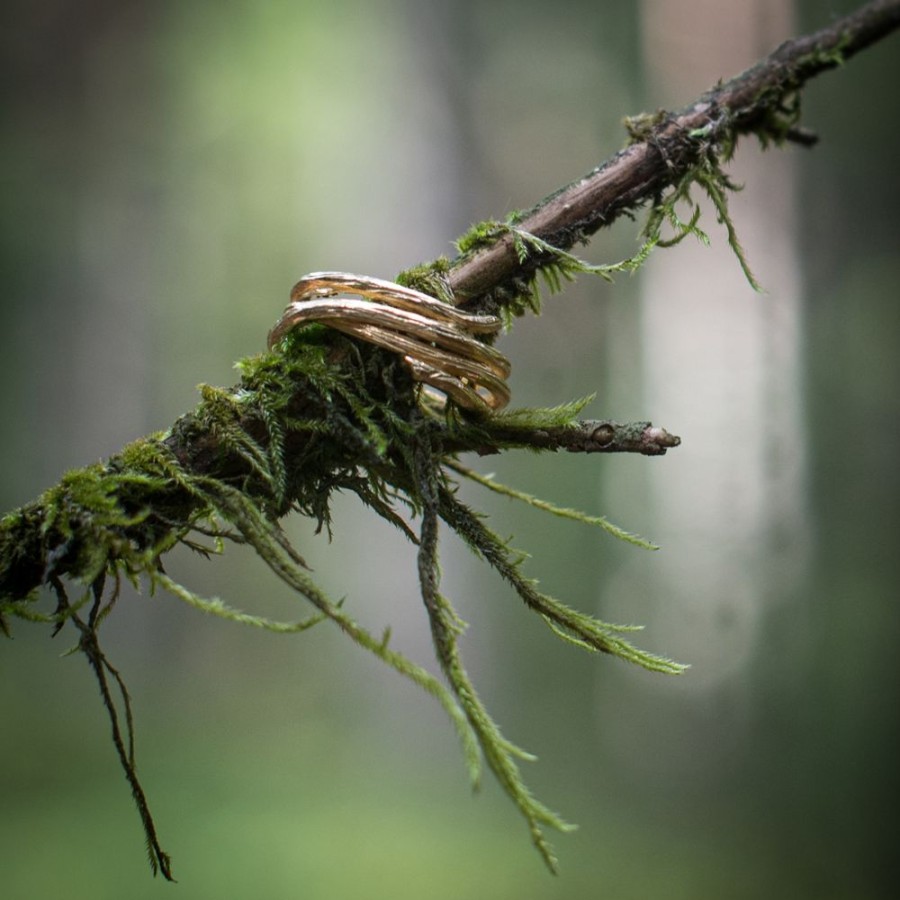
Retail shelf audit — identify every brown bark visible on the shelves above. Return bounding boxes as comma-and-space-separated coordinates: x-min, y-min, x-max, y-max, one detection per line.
445, 0, 900, 309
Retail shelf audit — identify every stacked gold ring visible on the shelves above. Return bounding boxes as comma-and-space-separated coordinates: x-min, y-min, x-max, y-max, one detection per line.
268, 272, 511, 413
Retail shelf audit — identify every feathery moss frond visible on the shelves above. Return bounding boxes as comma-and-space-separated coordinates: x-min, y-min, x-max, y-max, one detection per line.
446, 459, 657, 550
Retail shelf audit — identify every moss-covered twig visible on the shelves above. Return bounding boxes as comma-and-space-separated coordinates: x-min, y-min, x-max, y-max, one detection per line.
1, 0, 898, 880
422, 0, 900, 316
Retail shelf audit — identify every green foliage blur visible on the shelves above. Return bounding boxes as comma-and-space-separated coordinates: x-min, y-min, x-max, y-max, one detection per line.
2, 1, 898, 896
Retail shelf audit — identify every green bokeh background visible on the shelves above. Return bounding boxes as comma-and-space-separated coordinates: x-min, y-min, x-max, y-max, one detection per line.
2, 1, 899, 897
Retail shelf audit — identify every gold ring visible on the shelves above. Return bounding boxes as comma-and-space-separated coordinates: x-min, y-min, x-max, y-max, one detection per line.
268, 272, 511, 413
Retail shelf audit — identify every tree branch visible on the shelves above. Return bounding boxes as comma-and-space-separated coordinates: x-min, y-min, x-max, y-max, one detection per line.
2, 0, 897, 671
441, 0, 900, 310
451, 420, 681, 457
2, 0, 898, 879
4, 0, 898, 633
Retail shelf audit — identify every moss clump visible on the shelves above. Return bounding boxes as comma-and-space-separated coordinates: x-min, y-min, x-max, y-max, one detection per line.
3, 109, 766, 870
1, 318, 685, 877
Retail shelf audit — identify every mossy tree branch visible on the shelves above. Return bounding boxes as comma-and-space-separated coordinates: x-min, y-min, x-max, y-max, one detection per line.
1, 0, 898, 880
424, 0, 900, 315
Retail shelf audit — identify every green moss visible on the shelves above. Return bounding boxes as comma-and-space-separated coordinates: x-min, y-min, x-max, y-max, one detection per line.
396, 256, 454, 303
3, 67, 805, 876
1, 94, 770, 874
623, 108, 670, 143
117, 434, 172, 473
453, 218, 506, 255
0, 316, 686, 875
0, 14, 879, 874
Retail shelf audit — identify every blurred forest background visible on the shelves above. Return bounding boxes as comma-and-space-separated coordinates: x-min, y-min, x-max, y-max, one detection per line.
2, 1, 899, 897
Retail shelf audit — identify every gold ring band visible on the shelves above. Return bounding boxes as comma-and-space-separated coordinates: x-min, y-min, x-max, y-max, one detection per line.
289, 273, 501, 335
268, 272, 512, 413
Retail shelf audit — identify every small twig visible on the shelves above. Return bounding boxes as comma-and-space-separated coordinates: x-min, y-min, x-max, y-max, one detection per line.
464, 420, 681, 457
50, 576, 175, 882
